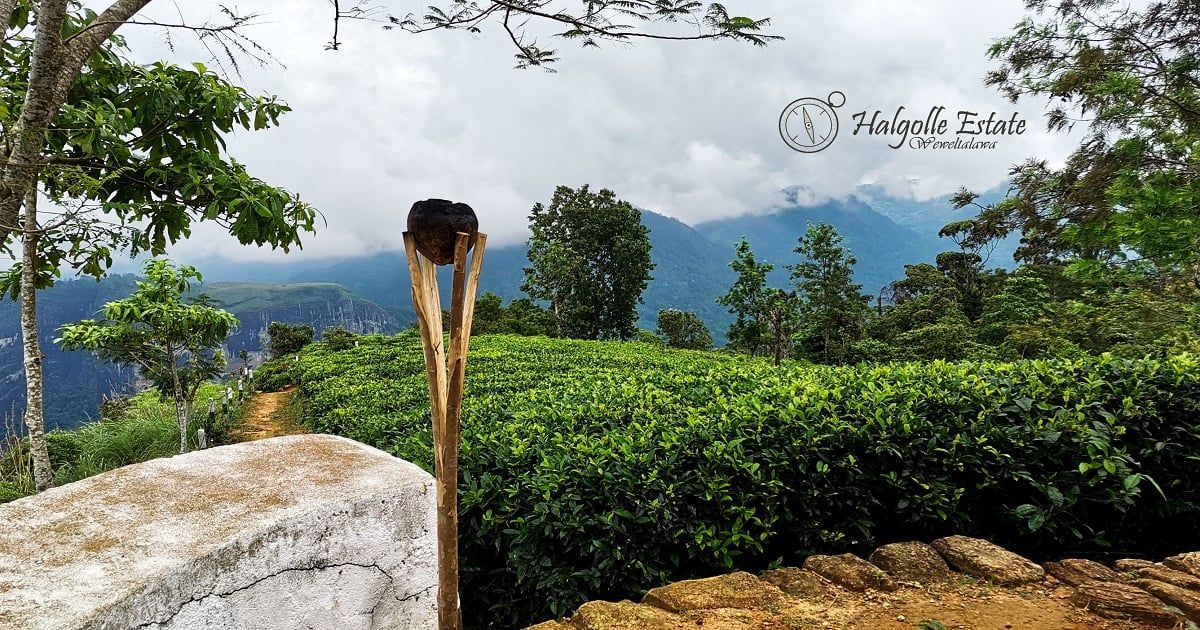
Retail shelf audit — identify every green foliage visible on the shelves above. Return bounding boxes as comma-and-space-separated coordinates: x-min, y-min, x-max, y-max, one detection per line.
655, 309, 712, 350
471, 292, 555, 337
321, 325, 358, 351
57, 259, 238, 452
522, 185, 654, 340
0, 383, 231, 502
0, 4, 316, 292
252, 356, 298, 392
266, 321, 315, 357
955, 1, 1200, 284
289, 334, 1200, 626
790, 223, 869, 364
716, 238, 773, 355
633, 329, 664, 346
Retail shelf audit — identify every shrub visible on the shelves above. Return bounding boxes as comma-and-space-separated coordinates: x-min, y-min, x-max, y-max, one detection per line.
0, 383, 233, 503
321, 325, 358, 351
656, 309, 713, 350
290, 335, 1200, 627
266, 321, 315, 357
252, 357, 296, 392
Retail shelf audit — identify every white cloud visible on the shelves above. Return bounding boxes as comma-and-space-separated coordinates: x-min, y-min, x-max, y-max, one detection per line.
94, 0, 1080, 266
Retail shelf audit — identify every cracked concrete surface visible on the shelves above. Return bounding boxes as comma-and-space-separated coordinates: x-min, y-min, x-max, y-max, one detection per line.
0, 435, 437, 630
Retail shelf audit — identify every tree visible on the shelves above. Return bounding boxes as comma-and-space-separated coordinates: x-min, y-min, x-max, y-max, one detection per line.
522, 185, 653, 340
266, 321, 315, 357
952, 0, 1200, 285
716, 238, 773, 355
0, 3, 317, 491
472, 292, 506, 335
761, 289, 800, 366
58, 259, 238, 454
789, 223, 868, 364
655, 309, 712, 350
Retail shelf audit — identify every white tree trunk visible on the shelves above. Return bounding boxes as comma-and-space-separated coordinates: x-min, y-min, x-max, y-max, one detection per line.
168, 350, 188, 454
20, 187, 52, 491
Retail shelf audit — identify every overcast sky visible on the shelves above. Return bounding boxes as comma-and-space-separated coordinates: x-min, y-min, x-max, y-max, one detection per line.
107, 0, 1078, 264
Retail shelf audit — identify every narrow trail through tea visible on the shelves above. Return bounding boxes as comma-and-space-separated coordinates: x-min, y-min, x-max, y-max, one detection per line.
230, 387, 306, 442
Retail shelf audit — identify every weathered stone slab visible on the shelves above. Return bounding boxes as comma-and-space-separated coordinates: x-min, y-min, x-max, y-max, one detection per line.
1114, 558, 1157, 573
869, 541, 952, 583
1070, 580, 1181, 627
0, 435, 437, 630
642, 571, 788, 612
1137, 565, 1200, 591
803, 553, 897, 592
1137, 579, 1200, 622
931, 536, 1044, 585
1043, 558, 1117, 586
572, 601, 681, 630
1165, 552, 1200, 578
759, 567, 827, 599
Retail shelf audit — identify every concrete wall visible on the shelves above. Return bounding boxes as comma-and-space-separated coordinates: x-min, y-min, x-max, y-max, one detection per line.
0, 435, 437, 630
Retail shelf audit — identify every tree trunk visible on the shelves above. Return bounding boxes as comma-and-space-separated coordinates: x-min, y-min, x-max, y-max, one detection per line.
184, 396, 194, 438
167, 345, 188, 453
20, 187, 52, 491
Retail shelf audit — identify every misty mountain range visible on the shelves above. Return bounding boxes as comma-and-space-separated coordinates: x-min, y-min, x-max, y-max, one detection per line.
0, 184, 1011, 434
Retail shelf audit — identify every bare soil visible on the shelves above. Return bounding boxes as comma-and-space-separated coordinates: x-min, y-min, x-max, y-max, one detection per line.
229, 387, 306, 442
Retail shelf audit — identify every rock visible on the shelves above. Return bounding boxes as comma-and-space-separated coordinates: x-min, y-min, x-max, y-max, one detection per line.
1165, 552, 1200, 578
525, 622, 572, 630
1042, 558, 1117, 586
869, 541, 952, 582
1070, 580, 1182, 627
802, 553, 898, 592
1137, 565, 1200, 591
931, 535, 1045, 585
406, 198, 478, 265
0, 435, 438, 629
572, 600, 682, 630
682, 608, 790, 628
1137, 579, 1200, 622
1114, 558, 1157, 573
759, 567, 827, 599
642, 571, 788, 612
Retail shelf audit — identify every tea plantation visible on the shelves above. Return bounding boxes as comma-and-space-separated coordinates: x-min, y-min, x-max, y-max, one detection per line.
263, 333, 1200, 627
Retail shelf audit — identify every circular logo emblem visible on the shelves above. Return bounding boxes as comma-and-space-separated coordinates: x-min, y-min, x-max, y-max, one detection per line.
779, 91, 845, 153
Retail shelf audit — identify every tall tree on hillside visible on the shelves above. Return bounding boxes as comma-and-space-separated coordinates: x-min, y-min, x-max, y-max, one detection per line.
656, 308, 712, 350
952, 0, 1200, 284
717, 238, 773, 355
58, 259, 237, 454
522, 185, 653, 340
789, 223, 869, 364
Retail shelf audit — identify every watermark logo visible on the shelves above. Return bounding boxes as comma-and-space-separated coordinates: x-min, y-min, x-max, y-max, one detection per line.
780, 91, 1027, 153
779, 91, 845, 153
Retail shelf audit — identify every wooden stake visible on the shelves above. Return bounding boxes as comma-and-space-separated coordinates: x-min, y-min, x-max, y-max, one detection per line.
403, 230, 487, 630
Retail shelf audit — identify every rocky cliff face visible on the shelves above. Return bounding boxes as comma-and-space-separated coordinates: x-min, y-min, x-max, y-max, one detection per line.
204, 282, 399, 360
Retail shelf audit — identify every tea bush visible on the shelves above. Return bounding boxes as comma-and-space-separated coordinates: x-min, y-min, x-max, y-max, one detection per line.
289, 334, 1200, 627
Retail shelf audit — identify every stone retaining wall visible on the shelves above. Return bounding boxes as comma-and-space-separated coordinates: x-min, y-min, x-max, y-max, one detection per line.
531, 537, 1200, 629
0, 435, 437, 630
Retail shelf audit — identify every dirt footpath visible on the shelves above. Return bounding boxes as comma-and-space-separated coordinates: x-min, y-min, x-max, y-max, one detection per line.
229, 387, 307, 442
